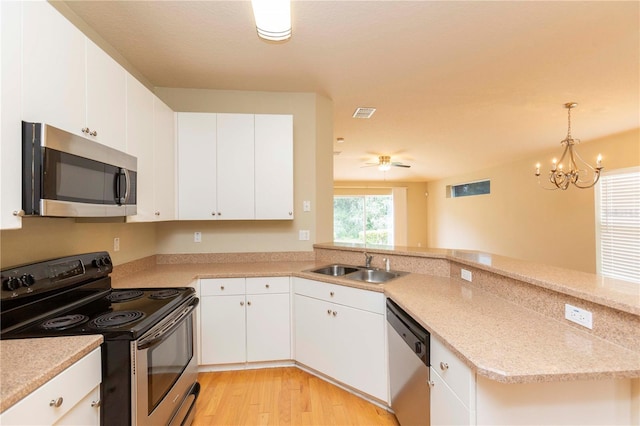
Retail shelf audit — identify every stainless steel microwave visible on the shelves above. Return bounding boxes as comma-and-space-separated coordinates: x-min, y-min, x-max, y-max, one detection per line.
22, 122, 137, 217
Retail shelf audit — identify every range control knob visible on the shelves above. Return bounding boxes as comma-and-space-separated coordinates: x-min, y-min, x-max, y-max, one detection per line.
20, 274, 35, 287
92, 258, 104, 268
101, 256, 112, 266
3, 277, 20, 291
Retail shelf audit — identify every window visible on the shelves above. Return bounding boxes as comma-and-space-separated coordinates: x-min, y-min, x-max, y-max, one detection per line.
334, 195, 394, 244
595, 167, 640, 283
447, 179, 491, 198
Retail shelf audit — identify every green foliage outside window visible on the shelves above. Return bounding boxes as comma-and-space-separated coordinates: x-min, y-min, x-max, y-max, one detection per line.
334, 195, 393, 244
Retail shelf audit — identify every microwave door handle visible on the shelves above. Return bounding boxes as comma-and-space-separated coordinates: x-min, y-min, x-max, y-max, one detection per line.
137, 300, 199, 350
122, 168, 130, 204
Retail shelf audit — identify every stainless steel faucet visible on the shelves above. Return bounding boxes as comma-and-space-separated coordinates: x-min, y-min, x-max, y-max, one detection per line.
364, 252, 373, 268
383, 257, 390, 271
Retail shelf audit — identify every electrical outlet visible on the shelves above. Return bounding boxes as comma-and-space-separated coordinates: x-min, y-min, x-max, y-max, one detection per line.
565, 304, 593, 329
461, 268, 472, 282
113, 237, 120, 252
303, 201, 311, 212
299, 230, 310, 240
194, 232, 202, 243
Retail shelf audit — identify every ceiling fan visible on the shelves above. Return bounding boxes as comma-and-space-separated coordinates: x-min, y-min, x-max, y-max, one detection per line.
362, 155, 411, 171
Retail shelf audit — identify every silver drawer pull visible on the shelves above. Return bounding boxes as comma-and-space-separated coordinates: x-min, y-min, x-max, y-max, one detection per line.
91, 400, 101, 408
49, 397, 63, 408
327, 309, 332, 315
330, 291, 334, 297
265, 284, 270, 289
220, 286, 224, 290
440, 362, 449, 371
240, 301, 244, 306
332, 311, 337, 316
247, 301, 252, 306
428, 380, 435, 388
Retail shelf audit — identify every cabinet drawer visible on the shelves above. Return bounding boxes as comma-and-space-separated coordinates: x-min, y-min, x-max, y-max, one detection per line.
431, 336, 475, 410
200, 278, 245, 296
1, 347, 101, 425
293, 278, 384, 314
246, 277, 290, 294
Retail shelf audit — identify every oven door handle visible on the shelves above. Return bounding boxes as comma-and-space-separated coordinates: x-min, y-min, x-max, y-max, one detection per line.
137, 299, 199, 350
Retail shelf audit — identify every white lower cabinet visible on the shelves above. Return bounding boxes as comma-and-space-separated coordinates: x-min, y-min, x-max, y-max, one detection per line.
199, 277, 291, 365
430, 334, 635, 426
0, 347, 101, 425
293, 278, 387, 402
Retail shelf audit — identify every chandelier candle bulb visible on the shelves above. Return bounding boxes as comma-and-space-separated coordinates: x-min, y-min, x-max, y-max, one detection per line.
597, 154, 602, 168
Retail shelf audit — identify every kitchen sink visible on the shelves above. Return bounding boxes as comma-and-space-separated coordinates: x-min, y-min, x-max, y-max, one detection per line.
309, 264, 360, 276
346, 268, 406, 284
308, 264, 407, 284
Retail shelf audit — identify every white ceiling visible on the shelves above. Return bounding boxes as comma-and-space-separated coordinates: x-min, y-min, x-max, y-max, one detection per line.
62, 0, 640, 182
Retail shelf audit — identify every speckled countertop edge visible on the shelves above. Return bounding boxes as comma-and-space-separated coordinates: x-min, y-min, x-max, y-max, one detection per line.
0, 335, 103, 413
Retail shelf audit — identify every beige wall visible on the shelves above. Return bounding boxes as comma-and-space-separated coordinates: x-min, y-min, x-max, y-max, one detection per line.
0, 217, 156, 268
153, 88, 333, 254
333, 181, 429, 247
427, 128, 640, 273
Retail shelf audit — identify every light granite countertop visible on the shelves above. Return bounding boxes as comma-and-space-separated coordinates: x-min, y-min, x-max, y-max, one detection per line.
111, 259, 640, 384
0, 335, 103, 413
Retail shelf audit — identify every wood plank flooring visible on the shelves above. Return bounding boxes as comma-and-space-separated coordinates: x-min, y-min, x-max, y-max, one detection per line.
193, 367, 400, 426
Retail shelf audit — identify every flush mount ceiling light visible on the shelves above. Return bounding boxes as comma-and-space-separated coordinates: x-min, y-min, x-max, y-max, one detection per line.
535, 102, 603, 190
251, 0, 292, 42
352, 107, 376, 119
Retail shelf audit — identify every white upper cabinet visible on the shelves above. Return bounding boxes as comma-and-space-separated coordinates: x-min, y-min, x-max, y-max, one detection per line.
22, 1, 127, 150
177, 112, 293, 221
177, 113, 218, 220
125, 75, 155, 222
153, 97, 176, 221
216, 113, 255, 220
255, 114, 294, 219
22, 1, 86, 135
1, 0, 23, 229
85, 39, 127, 151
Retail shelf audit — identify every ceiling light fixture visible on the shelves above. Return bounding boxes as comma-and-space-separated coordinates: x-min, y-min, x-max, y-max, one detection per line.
535, 102, 603, 190
378, 155, 392, 171
336, 137, 345, 143
251, 0, 292, 42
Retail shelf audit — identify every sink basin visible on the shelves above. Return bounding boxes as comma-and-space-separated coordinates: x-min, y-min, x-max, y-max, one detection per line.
310, 264, 360, 277
345, 269, 406, 284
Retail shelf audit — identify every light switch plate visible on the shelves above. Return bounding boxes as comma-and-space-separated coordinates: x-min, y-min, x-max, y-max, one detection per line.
303, 201, 311, 212
299, 230, 310, 240
113, 237, 120, 252
194, 232, 202, 243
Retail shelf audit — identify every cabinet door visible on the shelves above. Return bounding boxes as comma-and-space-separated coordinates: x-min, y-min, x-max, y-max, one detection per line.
200, 295, 246, 364
54, 385, 100, 425
430, 367, 473, 426
153, 97, 176, 221
22, 1, 86, 135
255, 114, 293, 219
1, 0, 22, 229
216, 113, 254, 219
246, 293, 290, 362
125, 75, 154, 222
177, 113, 217, 220
294, 295, 335, 376
85, 39, 126, 150
332, 304, 387, 401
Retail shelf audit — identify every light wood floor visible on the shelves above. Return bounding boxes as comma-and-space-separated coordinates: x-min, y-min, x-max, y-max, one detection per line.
193, 367, 400, 426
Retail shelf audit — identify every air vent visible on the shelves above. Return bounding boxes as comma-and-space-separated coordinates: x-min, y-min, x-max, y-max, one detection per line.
352, 107, 376, 119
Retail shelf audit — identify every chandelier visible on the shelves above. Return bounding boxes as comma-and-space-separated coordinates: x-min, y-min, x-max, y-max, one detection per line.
535, 102, 603, 190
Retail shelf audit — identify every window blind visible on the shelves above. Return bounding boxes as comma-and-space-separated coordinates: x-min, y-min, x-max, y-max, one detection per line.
596, 167, 640, 283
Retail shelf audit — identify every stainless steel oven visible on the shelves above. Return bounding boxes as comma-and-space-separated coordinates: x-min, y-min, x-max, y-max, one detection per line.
134, 299, 199, 426
1, 252, 200, 426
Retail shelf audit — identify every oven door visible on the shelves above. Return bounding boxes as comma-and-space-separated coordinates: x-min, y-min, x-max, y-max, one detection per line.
133, 298, 199, 426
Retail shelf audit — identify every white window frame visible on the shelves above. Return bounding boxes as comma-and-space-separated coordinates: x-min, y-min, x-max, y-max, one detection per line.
595, 166, 640, 283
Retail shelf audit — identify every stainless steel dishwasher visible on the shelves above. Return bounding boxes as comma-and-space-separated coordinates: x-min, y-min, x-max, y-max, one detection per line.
387, 298, 430, 426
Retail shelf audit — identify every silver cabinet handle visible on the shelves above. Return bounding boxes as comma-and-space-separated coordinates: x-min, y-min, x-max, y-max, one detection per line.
90, 130, 97, 137
332, 311, 337, 316
428, 380, 435, 388
155, 211, 160, 216
240, 301, 244, 306
247, 301, 252, 306
330, 291, 334, 297
82, 127, 89, 134
289, 211, 293, 216
327, 309, 332, 315
91, 400, 101, 408
211, 212, 216, 216
220, 286, 225, 290
265, 284, 270, 289
12, 210, 24, 217
49, 397, 63, 407
440, 362, 449, 371
217, 212, 221, 216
